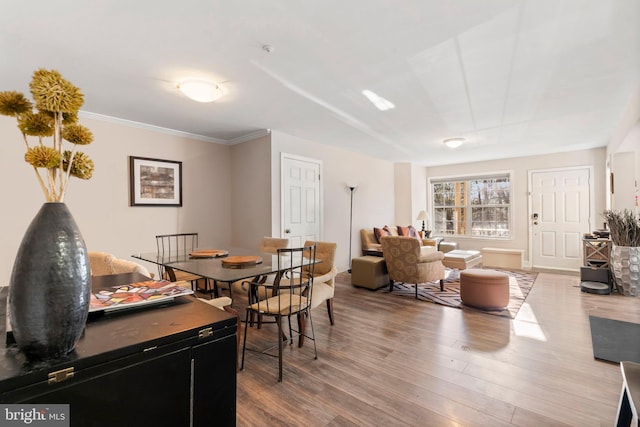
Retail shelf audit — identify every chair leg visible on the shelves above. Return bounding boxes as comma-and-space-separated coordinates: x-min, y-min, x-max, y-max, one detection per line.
389, 279, 394, 292
297, 312, 306, 348
307, 309, 318, 360
326, 298, 335, 325
415, 283, 418, 299
440, 279, 444, 292
276, 316, 283, 382
241, 309, 251, 371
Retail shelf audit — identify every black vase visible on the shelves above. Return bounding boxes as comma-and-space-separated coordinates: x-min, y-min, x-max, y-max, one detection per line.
9, 202, 91, 361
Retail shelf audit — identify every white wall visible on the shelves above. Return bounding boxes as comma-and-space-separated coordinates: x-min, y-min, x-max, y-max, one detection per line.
612, 152, 636, 211
425, 148, 607, 265
0, 115, 232, 283
270, 130, 395, 271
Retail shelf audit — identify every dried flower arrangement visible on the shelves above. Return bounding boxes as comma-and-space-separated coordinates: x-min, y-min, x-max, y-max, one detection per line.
603, 209, 640, 247
0, 69, 94, 202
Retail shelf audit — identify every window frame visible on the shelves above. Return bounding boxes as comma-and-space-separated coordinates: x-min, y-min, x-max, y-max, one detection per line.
428, 171, 514, 240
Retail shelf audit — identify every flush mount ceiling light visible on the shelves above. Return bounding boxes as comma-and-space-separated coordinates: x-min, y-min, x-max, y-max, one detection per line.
362, 89, 395, 111
443, 137, 465, 148
177, 80, 223, 103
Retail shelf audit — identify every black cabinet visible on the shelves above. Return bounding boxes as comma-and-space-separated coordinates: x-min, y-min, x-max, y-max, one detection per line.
0, 273, 237, 427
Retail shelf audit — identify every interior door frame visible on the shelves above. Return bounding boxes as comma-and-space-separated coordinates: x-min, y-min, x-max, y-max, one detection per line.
280, 152, 323, 241
527, 165, 595, 270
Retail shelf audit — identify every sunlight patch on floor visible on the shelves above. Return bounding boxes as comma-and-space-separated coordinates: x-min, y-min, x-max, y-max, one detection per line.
513, 302, 548, 341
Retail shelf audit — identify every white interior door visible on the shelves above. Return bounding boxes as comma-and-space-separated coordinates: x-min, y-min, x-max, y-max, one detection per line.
281, 155, 321, 248
530, 168, 591, 271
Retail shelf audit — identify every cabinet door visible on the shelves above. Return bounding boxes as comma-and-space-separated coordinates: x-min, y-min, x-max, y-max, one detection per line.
192, 334, 237, 427
8, 347, 192, 427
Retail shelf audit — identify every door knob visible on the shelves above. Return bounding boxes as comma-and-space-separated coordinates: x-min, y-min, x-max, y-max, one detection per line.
285, 229, 291, 234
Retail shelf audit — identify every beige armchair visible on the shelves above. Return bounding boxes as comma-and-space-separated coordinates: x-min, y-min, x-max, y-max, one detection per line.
89, 251, 153, 278
380, 236, 445, 298
303, 240, 338, 324
230, 237, 289, 296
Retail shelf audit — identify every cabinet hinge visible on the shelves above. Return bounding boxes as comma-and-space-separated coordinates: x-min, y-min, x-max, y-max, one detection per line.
48, 367, 74, 384
198, 327, 213, 339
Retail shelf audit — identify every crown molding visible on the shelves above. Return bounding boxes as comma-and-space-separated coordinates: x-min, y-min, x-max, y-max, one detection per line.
78, 111, 229, 144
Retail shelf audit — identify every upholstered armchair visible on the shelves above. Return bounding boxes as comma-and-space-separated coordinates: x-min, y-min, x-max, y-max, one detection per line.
89, 251, 153, 278
303, 240, 338, 324
380, 236, 445, 298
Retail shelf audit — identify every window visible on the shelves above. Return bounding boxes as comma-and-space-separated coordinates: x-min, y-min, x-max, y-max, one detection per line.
431, 173, 511, 238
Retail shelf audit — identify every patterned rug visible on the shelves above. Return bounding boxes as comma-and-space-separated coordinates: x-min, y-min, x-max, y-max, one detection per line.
338, 268, 538, 319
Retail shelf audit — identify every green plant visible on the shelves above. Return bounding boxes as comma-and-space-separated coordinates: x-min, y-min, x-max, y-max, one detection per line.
603, 209, 640, 246
0, 69, 94, 202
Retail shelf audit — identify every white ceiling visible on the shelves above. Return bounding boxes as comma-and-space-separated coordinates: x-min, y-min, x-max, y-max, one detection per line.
1, 0, 639, 166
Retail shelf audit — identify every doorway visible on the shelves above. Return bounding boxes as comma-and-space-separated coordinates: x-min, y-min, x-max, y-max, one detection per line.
281, 154, 322, 247
529, 167, 593, 271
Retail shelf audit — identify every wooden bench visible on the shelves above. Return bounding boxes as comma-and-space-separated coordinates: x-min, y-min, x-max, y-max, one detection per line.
481, 247, 523, 269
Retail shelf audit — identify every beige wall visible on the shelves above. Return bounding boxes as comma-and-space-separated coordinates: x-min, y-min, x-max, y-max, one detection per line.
229, 135, 272, 248
1, 109, 614, 281
425, 148, 607, 266
0, 115, 232, 282
394, 163, 412, 225
270, 130, 395, 271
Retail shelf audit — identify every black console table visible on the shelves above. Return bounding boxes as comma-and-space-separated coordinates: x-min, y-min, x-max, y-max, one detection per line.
0, 272, 237, 426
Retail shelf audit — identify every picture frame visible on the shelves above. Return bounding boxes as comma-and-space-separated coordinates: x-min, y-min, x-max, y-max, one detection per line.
129, 156, 182, 206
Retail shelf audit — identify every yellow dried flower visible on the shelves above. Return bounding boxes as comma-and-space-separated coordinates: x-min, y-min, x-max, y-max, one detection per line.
9, 69, 94, 201
30, 69, 84, 113
61, 124, 93, 145
63, 151, 94, 180
25, 146, 61, 168
44, 110, 78, 125
62, 112, 78, 125
0, 91, 32, 117
17, 111, 54, 137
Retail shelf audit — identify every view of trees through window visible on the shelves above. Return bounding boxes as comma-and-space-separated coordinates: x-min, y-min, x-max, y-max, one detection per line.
432, 175, 511, 238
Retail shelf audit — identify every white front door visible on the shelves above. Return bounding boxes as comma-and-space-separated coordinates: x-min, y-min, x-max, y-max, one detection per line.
281, 154, 322, 247
530, 168, 591, 271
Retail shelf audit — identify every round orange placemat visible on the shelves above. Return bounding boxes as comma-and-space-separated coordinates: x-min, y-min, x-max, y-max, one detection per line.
189, 249, 229, 258
221, 255, 262, 268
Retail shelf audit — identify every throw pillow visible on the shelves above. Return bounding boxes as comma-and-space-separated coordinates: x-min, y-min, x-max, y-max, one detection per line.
408, 225, 420, 239
373, 226, 393, 243
397, 225, 410, 236
398, 225, 421, 241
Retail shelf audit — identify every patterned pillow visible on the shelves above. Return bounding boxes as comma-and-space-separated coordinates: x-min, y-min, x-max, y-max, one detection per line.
408, 225, 420, 239
373, 226, 393, 243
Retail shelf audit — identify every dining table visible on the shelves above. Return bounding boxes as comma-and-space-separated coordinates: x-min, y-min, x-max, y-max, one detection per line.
132, 246, 320, 347
132, 246, 320, 297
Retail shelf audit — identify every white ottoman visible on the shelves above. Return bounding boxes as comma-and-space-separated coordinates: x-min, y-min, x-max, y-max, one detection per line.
442, 250, 482, 270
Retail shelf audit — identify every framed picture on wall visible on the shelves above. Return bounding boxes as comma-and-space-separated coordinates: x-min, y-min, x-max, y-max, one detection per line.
129, 156, 182, 206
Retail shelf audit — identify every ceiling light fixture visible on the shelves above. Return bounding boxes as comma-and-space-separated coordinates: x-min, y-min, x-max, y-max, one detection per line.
362, 90, 395, 111
177, 80, 223, 103
443, 137, 465, 148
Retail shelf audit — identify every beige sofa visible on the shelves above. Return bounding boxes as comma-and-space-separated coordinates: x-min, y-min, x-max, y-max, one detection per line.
360, 226, 437, 256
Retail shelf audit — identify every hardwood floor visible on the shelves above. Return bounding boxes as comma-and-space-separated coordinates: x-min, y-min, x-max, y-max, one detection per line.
236, 271, 640, 426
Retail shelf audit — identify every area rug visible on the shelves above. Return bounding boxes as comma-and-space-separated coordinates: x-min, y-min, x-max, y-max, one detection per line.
338, 268, 537, 318
589, 316, 640, 363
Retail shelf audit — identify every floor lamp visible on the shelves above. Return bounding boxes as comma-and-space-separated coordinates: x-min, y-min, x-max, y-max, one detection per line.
348, 186, 356, 273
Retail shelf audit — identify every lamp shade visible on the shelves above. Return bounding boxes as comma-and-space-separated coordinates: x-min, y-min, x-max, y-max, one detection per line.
416, 210, 428, 221
178, 80, 223, 103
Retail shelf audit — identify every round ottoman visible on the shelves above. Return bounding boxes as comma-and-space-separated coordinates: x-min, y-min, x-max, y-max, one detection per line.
459, 269, 509, 310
